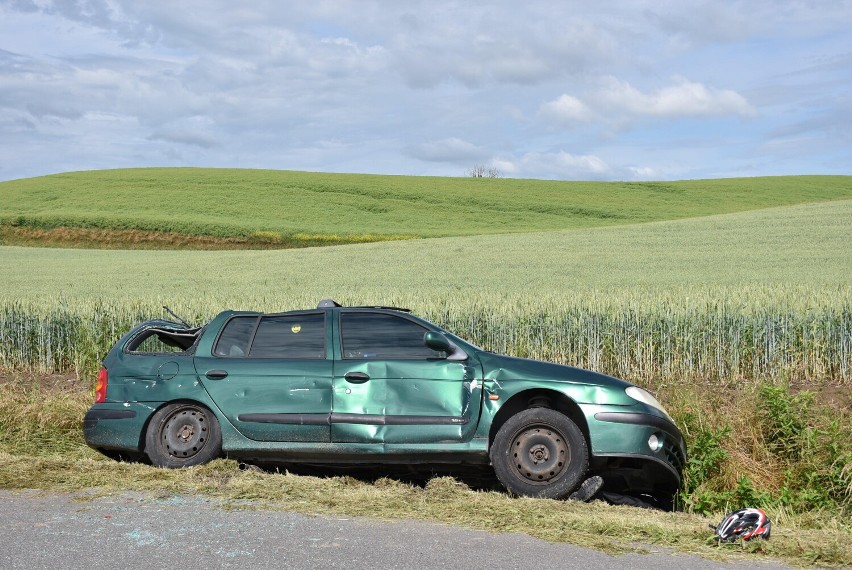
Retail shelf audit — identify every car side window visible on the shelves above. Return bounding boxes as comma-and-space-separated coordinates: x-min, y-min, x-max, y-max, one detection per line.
248, 313, 326, 359
213, 316, 257, 357
341, 312, 443, 359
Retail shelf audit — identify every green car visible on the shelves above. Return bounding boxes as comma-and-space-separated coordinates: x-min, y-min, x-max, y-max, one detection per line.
84, 300, 685, 507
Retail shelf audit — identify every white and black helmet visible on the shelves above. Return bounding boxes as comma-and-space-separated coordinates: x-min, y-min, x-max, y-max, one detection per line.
714, 508, 772, 541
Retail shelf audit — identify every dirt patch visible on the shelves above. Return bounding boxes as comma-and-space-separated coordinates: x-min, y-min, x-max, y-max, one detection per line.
0, 371, 88, 394
790, 380, 852, 411
0, 225, 415, 250
0, 226, 298, 250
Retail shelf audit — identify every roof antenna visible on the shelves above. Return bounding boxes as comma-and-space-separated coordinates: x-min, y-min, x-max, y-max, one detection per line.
163, 306, 192, 327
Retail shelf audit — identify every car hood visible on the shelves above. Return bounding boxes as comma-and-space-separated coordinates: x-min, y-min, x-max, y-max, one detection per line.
477, 352, 635, 403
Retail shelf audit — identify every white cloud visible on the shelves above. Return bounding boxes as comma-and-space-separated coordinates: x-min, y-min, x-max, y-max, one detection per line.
498, 151, 611, 180
600, 77, 755, 118
539, 94, 593, 124
538, 77, 756, 136
626, 166, 658, 180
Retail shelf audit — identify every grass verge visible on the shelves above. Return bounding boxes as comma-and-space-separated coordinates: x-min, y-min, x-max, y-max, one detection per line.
0, 375, 849, 567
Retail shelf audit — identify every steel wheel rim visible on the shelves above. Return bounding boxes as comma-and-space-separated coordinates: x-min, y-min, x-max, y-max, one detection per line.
161, 406, 209, 459
510, 424, 570, 485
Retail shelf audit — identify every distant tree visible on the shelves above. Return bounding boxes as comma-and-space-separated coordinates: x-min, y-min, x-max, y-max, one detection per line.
467, 164, 502, 178
468, 164, 486, 177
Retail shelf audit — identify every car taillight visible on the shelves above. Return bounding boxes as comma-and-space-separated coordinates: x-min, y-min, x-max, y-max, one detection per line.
95, 367, 108, 403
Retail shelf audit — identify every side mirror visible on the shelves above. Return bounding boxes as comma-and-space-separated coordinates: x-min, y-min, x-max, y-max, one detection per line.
424, 332, 467, 361
424, 331, 451, 352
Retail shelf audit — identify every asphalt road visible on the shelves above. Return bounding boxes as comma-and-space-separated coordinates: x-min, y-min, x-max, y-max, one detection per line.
2, 490, 787, 569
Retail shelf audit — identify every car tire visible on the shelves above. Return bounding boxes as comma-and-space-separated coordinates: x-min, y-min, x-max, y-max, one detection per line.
145, 403, 222, 468
490, 407, 588, 499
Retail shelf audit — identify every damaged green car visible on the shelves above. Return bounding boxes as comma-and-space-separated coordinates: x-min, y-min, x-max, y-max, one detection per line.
84, 300, 685, 507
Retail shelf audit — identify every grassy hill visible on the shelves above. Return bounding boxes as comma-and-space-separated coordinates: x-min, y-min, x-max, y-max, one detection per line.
1, 168, 850, 248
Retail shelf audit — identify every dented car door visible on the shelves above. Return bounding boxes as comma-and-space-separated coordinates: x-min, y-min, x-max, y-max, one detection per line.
331, 310, 483, 444
194, 311, 333, 442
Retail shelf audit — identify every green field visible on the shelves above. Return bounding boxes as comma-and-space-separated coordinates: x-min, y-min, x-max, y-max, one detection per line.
1, 168, 851, 247
3, 197, 850, 304
3, 198, 850, 380
1, 169, 850, 564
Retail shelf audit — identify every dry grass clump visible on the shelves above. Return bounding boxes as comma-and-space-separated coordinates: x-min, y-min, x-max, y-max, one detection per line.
0, 374, 90, 455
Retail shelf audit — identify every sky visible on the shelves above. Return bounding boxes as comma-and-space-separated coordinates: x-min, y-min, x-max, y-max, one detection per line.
0, 0, 850, 182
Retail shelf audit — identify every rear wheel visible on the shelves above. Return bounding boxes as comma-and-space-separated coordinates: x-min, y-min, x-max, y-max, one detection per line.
490, 407, 588, 499
145, 403, 222, 468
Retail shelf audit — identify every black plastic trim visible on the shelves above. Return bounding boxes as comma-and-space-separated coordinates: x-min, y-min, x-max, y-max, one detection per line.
591, 451, 682, 484
83, 409, 137, 429
237, 413, 467, 426
332, 413, 468, 426
238, 413, 330, 425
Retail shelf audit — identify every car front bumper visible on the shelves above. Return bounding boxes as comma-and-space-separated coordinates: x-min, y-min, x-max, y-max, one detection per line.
583, 406, 686, 499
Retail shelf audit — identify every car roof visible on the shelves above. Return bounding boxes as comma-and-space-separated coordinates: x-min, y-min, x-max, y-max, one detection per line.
317, 298, 411, 312
218, 300, 412, 320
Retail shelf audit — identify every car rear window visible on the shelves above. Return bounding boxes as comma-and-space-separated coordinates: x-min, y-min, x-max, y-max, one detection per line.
213, 316, 257, 357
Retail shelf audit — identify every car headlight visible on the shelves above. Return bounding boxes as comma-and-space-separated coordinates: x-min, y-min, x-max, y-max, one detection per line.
625, 386, 672, 421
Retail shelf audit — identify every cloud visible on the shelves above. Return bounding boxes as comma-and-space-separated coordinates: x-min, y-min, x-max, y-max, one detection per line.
600, 77, 755, 117
0, 1, 849, 182
496, 151, 611, 180
539, 94, 593, 124
405, 137, 488, 163
539, 77, 755, 133
147, 130, 219, 149
387, 5, 618, 88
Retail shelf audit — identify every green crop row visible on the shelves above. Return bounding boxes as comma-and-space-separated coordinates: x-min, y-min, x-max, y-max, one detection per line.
1, 298, 848, 384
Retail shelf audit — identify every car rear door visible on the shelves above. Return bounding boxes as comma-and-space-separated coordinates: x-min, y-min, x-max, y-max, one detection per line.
195, 311, 333, 442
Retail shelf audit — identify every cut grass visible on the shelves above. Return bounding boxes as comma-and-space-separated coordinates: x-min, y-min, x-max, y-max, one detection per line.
1, 168, 851, 247
0, 455, 848, 567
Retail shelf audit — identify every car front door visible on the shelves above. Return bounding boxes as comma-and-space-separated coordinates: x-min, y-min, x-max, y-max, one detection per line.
195, 311, 333, 442
331, 311, 483, 444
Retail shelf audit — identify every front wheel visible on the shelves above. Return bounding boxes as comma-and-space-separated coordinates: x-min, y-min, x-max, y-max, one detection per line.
490, 408, 588, 499
145, 403, 222, 468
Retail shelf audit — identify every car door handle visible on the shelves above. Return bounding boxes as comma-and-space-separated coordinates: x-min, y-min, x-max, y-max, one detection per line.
344, 371, 370, 383
205, 370, 229, 380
